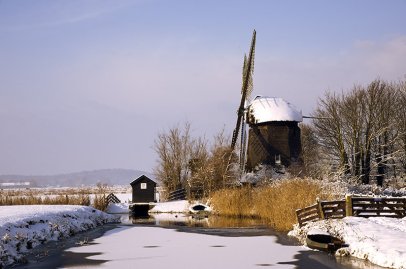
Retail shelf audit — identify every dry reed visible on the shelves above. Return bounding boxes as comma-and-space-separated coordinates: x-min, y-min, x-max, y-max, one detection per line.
210, 178, 334, 231
0, 194, 91, 206
0, 186, 109, 211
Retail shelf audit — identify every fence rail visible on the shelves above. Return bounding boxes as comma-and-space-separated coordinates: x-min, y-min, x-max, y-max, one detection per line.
168, 188, 186, 201
296, 196, 406, 227
320, 200, 346, 219
351, 197, 406, 217
296, 204, 320, 227
106, 193, 121, 204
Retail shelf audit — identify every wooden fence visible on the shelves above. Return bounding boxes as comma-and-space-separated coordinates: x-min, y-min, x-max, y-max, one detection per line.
296, 196, 406, 227
168, 188, 187, 201
296, 203, 320, 227
351, 197, 406, 218
106, 193, 121, 204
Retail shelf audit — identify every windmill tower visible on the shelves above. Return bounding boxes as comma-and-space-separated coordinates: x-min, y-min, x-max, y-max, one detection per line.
245, 96, 303, 171
231, 31, 303, 173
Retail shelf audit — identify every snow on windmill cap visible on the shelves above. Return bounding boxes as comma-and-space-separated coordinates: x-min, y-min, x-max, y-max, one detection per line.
247, 96, 303, 123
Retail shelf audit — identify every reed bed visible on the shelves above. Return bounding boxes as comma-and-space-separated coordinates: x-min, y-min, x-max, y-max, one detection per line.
0, 194, 91, 206
0, 187, 110, 211
210, 178, 335, 231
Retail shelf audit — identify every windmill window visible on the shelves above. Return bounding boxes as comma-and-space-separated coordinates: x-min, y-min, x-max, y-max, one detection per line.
141, 183, 147, 189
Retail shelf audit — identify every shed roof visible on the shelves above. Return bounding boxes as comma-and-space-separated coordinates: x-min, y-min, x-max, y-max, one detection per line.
130, 175, 158, 186
247, 96, 302, 124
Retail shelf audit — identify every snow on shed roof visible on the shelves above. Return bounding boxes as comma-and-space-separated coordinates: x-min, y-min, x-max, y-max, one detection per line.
247, 96, 302, 123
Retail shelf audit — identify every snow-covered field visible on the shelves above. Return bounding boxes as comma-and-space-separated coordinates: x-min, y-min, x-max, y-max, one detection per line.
0, 205, 119, 268
289, 216, 406, 269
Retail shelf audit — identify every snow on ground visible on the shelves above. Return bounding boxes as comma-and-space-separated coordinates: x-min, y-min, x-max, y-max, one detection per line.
65, 225, 304, 269
289, 217, 406, 269
105, 203, 130, 214
106, 200, 195, 214
107, 200, 212, 215
149, 200, 190, 213
0, 205, 119, 268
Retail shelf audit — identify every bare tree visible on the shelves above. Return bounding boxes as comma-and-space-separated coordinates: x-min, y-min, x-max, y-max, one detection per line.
153, 122, 205, 193
313, 92, 349, 173
189, 128, 237, 197
394, 80, 406, 175
300, 123, 324, 178
312, 79, 404, 185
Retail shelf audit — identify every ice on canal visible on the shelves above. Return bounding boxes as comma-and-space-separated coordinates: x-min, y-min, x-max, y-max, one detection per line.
66, 225, 304, 269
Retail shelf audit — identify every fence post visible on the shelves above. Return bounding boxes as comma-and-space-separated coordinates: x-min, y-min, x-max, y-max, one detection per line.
316, 198, 324, 219
345, 194, 353, 217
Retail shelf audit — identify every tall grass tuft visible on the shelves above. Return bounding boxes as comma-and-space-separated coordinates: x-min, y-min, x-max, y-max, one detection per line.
93, 194, 108, 211
210, 186, 257, 218
210, 178, 335, 231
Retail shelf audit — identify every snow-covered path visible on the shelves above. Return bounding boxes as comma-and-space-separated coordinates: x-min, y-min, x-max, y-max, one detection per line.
0, 205, 119, 267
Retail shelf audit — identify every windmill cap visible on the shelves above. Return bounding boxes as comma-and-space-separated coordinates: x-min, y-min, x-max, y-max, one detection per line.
247, 96, 303, 123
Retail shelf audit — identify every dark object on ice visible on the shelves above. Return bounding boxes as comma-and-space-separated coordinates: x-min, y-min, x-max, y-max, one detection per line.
130, 175, 157, 203
306, 230, 346, 252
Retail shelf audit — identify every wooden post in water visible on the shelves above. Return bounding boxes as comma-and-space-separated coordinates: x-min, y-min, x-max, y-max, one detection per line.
345, 194, 353, 217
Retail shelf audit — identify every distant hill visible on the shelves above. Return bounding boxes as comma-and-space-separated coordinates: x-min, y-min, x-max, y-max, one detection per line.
0, 169, 153, 188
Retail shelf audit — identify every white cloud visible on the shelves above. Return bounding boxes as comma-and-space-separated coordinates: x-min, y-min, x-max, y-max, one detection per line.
0, 0, 139, 32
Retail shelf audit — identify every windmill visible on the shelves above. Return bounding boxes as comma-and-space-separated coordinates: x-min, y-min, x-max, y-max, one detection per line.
230, 30, 256, 173
230, 30, 303, 174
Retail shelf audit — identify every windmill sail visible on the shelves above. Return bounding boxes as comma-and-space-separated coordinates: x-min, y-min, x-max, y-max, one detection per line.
231, 30, 256, 151
240, 114, 247, 172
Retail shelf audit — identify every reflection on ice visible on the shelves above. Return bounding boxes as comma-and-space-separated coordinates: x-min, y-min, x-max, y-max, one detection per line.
120, 213, 267, 229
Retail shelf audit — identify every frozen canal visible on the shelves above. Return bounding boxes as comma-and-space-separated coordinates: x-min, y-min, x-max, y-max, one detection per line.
18, 214, 385, 269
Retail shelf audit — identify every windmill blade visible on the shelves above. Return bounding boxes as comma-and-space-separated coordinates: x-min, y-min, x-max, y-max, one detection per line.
231, 30, 256, 151
242, 37, 255, 102
239, 113, 248, 172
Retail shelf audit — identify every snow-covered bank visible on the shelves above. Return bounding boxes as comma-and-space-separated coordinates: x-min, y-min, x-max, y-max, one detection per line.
289, 217, 406, 269
149, 200, 190, 213
106, 203, 130, 214
106, 200, 192, 214
0, 205, 119, 268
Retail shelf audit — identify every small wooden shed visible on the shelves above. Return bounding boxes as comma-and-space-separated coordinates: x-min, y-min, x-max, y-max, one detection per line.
130, 175, 157, 203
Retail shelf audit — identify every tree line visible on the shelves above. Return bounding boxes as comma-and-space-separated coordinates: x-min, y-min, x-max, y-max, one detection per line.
303, 79, 406, 185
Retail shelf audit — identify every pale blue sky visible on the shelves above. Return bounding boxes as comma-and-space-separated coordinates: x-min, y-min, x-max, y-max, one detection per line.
1, 0, 406, 175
